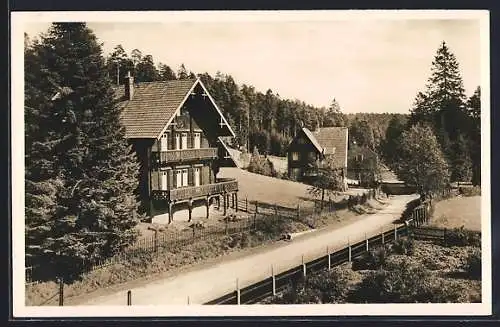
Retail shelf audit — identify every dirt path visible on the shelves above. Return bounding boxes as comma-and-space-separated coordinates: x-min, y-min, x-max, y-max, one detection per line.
78, 194, 417, 306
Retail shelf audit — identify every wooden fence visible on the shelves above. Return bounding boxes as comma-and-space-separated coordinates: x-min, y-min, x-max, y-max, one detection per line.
26, 188, 380, 284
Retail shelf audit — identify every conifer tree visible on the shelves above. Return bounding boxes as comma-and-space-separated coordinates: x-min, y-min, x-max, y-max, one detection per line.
409, 41, 472, 182
25, 23, 141, 278
467, 86, 481, 185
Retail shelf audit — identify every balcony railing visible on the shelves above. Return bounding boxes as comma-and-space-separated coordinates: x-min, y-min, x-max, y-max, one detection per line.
152, 147, 217, 164
151, 178, 238, 202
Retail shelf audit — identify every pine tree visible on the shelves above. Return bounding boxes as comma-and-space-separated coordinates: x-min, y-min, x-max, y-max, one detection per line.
158, 63, 177, 80
25, 23, 142, 279
467, 86, 481, 185
135, 54, 159, 82
107, 44, 134, 86
25, 36, 66, 273
408, 41, 470, 182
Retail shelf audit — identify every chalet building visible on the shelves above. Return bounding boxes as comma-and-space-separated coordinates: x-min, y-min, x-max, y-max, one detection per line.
287, 126, 349, 190
116, 73, 239, 224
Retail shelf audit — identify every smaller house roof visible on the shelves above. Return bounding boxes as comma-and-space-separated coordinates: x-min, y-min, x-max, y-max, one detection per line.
299, 127, 348, 168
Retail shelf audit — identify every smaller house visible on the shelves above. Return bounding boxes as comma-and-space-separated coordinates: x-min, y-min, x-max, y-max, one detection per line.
347, 145, 379, 187
287, 126, 348, 190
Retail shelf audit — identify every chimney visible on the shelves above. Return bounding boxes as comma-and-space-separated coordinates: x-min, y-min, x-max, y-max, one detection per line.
124, 71, 134, 100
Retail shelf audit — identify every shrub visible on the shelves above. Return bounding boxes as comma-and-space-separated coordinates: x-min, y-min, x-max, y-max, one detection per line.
270, 283, 322, 304
459, 186, 481, 197
247, 154, 278, 177
353, 257, 431, 303
463, 248, 481, 280
305, 266, 354, 303
444, 227, 481, 247
352, 245, 390, 270
392, 237, 415, 255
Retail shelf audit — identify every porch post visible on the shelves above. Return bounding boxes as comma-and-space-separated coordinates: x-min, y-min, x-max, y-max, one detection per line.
223, 192, 227, 216
235, 192, 238, 212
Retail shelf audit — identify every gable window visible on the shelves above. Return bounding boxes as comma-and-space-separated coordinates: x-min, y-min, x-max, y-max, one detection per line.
292, 152, 299, 161
193, 132, 201, 149
181, 132, 188, 149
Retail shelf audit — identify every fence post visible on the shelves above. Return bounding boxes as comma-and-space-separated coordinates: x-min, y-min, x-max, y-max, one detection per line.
236, 278, 241, 305
443, 227, 447, 244
225, 219, 228, 235
127, 290, 132, 306
302, 255, 306, 278
381, 227, 385, 244
348, 239, 352, 262
246, 197, 248, 212
297, 203, 300, 219
394, 224, 398, 240
272, 265, 276, 296
255, 201, 258, 214
327, 246, 331, 270
365, 233, 369, 251
275, 203, 278, 217
58, 277, 64, 306
253, 212, 257, 230
154, 230, 158, 256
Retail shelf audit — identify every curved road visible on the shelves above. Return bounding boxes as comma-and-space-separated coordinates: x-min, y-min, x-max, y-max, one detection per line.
81, 194, 418, 306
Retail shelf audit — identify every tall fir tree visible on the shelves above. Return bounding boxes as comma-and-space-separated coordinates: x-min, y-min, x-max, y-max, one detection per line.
409, 41, 472, 182
25, 23, 142, 279
467, 86, 481, 185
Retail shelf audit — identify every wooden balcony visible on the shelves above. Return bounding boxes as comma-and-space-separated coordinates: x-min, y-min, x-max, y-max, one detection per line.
151, 178, 238, 202
151, 147, 217, 164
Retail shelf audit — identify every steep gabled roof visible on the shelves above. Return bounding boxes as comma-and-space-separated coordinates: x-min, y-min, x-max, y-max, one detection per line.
115, 78, 235, 139
312, 127, 348, 168
301, 128, 324, 154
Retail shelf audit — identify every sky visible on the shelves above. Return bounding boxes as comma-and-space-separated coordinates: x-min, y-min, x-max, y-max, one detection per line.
22, 13, 484, 114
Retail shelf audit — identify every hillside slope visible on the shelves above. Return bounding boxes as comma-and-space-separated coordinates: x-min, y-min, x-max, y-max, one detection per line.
218, 167, 366, 208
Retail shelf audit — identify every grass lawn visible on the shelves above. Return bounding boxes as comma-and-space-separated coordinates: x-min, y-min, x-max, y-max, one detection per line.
431, 196, 481, 232
218, 167, 368, 209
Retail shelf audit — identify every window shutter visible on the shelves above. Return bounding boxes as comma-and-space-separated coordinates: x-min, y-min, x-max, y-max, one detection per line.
168, 170, 173, 189
202, 166, 210, 185
151, 170, 159, 190
188, 167, 194, 186
201, 135, 209, 148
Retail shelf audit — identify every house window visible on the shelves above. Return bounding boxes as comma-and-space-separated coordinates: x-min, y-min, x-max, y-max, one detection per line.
194, 167, 200, 186
175, 133, 180, 150
181, 132, 188, 149
175, 170, 182, 188
292, 152, 299, 161
182, 168, 188, 187
160, 171, 168, 191
160, 132, 168, 151
193, 132, 201, 149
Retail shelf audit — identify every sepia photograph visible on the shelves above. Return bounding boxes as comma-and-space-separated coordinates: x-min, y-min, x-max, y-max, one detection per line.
11, 10, 491, 317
